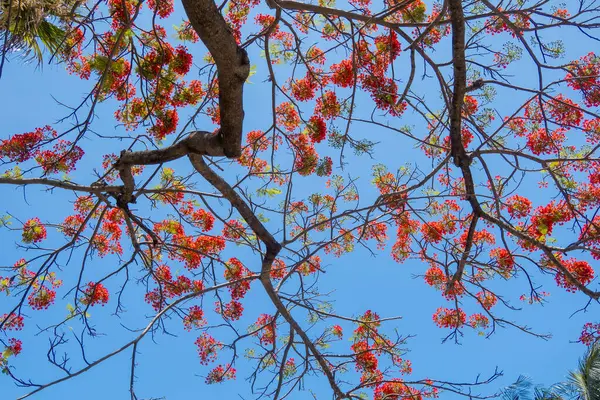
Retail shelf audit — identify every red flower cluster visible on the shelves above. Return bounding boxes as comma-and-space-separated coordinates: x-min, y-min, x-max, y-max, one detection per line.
225, 0, 260, 42
485, 9, 531, 37
219, 300, 244, 321
554, 258, 594, 293
295, 255, 322, 275
520, 201, 573, 249
331, 325, 343, 338
315, 91, 341, 120
276, 102, 301, 132
145, 265, 204, 311
179, 202, 215, 232
82, 282, 110, 306
254, 314, 276, 345
28, 287, 57, 310
424, 266, 464, 300
566, 52, 600, 107
291, 73, 319, 101
505, 195, 532, 219
147, 0, 174, 18
579, 322, 600, 346
269, 259, 287, 280
0, 126, 48, 162
195, 333, 223, 365
330, 59, 355, 88
0, 126, 84, 173
468, 314, 490, 330
489, 248, 515, 278
1, 337, 23, 370
307, 116, 327, 143
1, 313, 24, 331
374, 380, 425, 400
205, 364, 236, 384
22, 217, 47, 244
224, 258, 252, 300
183, 306, 206, 331
476, 291, 498, 310
432, 307, 466, 329
222, 220, 246, 241
547, 95, 583, 126
526, 127, 566, 155
290, 133, 319, 176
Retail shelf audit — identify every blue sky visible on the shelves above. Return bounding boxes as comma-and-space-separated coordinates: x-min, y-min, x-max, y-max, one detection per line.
1, 1, 598, 399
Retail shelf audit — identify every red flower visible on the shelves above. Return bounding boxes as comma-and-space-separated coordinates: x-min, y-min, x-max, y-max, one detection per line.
505, 195, 532, 219
183, 306, 206, 330
331, 325, 343, 338
22, 217, 47, 244
330, 59, 355, 88
171, 46, 193, 75
555, 258, 595, 293
147, 0, 174, 18
195, 333, 223, 365
1, 313, 24, 331
205, 363, 236, 384
0, 126, 50, 162
82, 282, 110, 306
28, 287, 57, 310
307, 115, 327, 143
315, 91, 341, 120
432, 307, 466, 329
276, 102, 301, 131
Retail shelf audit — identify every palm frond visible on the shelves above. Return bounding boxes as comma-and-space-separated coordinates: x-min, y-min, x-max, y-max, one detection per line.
502, 375, 535, 400
1, 0, 67, 63
568, 342, 600, 400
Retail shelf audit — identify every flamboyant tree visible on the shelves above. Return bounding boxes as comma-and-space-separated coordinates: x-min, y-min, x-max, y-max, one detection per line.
1, 0, 600, 398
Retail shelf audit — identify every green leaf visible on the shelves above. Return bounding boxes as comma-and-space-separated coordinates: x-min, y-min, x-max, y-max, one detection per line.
257, 187, 282, 197
246, 65, 257, 84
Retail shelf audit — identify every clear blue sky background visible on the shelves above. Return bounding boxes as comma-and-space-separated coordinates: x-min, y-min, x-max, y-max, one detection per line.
1, 1, 598, 399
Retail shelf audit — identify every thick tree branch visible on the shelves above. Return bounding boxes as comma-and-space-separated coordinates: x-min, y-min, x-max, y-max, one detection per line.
0, 177, 122, 193
448, 0, 468, 169
181, 0, 250, 158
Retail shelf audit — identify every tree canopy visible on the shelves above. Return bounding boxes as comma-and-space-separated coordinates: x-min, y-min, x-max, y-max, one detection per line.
1, 0, 600, 399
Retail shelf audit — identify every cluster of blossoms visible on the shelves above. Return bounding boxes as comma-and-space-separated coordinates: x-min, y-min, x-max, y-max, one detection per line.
144, 264, 205, 311
153, 219, 226, 269
1, 313, 24, 331
579, 322, 600, 346
0, 338, 23, 373
0, 126, 83, 173
81, 282, 110, 306
77, 203, 124, 257
225, 0, 261, 42
1, 259, 64, 311
374, 379, 439, 400
489, 248, 515, 278
566, 52, 600, 107
552, 258, 595, 293
519, 201, 573, 249
432, 307, 466, 329
22, 217, 47, 244
413, 3, 451, 47
183, 306, 206, 331
195, 333, 223, 365
205, 364, 236, 384
253, 314, 276, 346
346, 310, 437, 399
485, 9, 531, 37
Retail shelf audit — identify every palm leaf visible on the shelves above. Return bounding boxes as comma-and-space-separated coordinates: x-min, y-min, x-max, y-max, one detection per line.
502, 375, 535, 400
568, 342, 600, 400
1, 0, 66, 63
